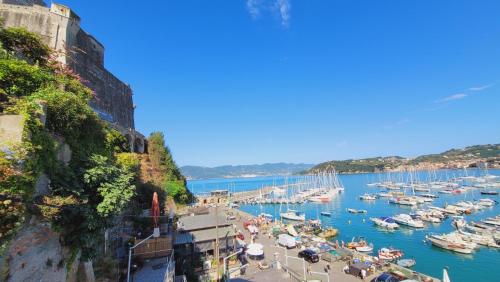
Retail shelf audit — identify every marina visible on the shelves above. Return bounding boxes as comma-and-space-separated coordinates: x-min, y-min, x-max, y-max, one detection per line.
188, 169, 500, 282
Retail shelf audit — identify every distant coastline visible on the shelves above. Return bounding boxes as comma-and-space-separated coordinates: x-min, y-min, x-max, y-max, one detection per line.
183, 143, 500, 180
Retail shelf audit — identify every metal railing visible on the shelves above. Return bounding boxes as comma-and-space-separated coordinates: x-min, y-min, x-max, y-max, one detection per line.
163, 252, 175, 282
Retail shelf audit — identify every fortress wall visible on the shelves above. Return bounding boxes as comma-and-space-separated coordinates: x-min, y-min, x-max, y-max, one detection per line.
0, 2, 135, 129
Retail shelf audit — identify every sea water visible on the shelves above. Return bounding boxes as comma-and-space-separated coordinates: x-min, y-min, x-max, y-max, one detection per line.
187, 170, 500, 282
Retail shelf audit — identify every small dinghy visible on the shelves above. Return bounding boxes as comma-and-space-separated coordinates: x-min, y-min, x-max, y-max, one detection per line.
347, 208, 368, 214
397, 258, 416, 268
359, 194, 377, 200
321, 211, 332, 217
356, 245, 374, 252
481, 191, 499, 195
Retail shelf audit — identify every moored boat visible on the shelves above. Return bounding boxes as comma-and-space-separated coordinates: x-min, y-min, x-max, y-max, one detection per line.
317, 227, 338, 238
281, 210, 306, 221
426, 235, 474, 254
397, 258, 416, 268
393, 214, 425, 228
451, 216, 466, 229
359, 193, 377, 200
370, 217, 399, 230
378, 248, 403, 261
320, 211, 332, 216
347, 208, 367, 214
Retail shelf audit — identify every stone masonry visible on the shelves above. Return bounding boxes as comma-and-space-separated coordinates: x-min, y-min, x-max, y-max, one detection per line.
0, 1, 147, 152
0, 0, 135, 130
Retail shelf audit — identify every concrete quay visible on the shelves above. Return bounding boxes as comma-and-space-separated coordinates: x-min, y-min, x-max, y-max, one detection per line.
227, 208, 440, 282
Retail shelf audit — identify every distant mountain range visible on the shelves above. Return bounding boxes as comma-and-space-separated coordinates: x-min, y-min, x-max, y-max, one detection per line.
305, 144, 500, 174
180, 163, 315, 180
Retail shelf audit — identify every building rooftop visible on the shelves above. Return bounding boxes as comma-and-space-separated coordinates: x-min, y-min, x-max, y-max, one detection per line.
191, 226, 235, 243
177, 213, 230, 232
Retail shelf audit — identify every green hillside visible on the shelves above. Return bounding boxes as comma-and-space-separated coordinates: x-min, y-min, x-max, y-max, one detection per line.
307, 144, 500, 174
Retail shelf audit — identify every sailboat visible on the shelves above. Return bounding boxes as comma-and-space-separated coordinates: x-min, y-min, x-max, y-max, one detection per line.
279, 185, 306, 221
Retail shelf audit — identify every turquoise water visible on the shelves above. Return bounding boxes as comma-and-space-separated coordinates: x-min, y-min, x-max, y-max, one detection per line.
188, 170, 500, 282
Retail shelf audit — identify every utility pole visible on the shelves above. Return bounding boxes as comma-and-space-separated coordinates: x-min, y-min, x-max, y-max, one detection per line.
215, 205, 220, 281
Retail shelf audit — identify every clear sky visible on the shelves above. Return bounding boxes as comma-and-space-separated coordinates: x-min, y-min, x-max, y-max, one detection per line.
62, 0, 499, 167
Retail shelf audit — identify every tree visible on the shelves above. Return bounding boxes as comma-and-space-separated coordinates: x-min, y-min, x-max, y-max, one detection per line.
83, 155, 135, 217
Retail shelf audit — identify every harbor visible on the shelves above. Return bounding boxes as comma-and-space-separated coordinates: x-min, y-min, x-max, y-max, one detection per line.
188, 169, 500, 282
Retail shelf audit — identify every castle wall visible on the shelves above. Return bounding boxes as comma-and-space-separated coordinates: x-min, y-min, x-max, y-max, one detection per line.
0, 2, 135, 129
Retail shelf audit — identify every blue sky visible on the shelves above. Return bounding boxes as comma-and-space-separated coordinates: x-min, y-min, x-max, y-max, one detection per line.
63, 0, 499, 167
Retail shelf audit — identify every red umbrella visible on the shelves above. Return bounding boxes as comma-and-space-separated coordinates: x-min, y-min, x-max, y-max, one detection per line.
151, 192, 160, 228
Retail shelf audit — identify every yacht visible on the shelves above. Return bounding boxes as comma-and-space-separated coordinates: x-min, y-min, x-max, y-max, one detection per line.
359, 194, 377, 200
420, 193, 439, 199
370, 217, 399, 230
426, 235, 474, 254
451, 216, 466, 229
377, 192, 392, 198
478, 198, 497, 207
393, 214, 425, 228
389, 197, 418, 206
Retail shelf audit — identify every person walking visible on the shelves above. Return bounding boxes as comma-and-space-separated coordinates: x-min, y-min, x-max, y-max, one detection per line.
307, 264, 312, 275
361, 269, 367, 280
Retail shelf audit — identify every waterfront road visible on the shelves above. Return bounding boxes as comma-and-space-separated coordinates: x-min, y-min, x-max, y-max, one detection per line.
229, 208, 381, 282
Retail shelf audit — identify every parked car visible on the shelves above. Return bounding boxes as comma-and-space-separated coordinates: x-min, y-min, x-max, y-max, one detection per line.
298, 249, 319, 263
371, 272, 400, 282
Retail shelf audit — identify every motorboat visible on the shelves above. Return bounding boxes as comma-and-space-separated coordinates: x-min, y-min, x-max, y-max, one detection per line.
457, 230, 500, 248
482, 218, 500, 227
389, 197, 418, 206
370, 217, 399, 230
377, 192, 392, 198
430, 206, 458, 215
356, 245, 374, 252
397, 258, 416, 268
481, 190, 498, 195
420, 193, 439, 199
309, 193, 332, 203
426, 235, 474, 254
438, 190, 453, 194
451, 216, 466, 229
415, 212, 442, 223
359, 194, 377, 200
393, 214, 425, 228
260, 213, 273, 219
478, 198, 498, 207
347, 208, 367, 214
412, 196, 433, 203
280, 210, 306, 221
414, 187, 431, 192
320, 211, 332, 217
433, 233, 478, 249
378, 248, 403, 261
347, 237, 372, 252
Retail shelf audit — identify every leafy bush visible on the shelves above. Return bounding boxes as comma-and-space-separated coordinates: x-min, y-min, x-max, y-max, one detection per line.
83, 155, 135, 217
116, 153, 140, 176
0, 27, 51, 66
0, 27, 137, 259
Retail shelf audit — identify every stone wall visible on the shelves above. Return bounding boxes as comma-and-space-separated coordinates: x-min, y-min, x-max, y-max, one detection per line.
0, 115, 24, 152
0, 2, 135, 129
3, 219, 80, 282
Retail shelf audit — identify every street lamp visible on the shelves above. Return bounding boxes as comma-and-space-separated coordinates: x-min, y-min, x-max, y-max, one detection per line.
222, 249, 242, 281
126, 227, 160, 282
